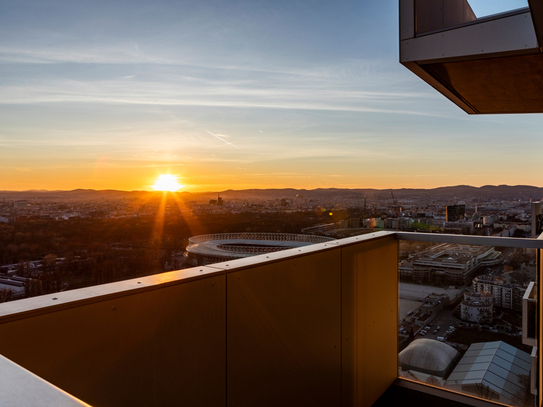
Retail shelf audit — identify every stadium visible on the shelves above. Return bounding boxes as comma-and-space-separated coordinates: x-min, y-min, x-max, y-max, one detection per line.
184, 232, 335, 267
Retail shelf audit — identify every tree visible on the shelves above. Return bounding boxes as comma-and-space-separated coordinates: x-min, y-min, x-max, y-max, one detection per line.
512, 374, 534, 407
474, 383, 496, 401
17, 261, 31, 277
0, 288, 14, 303
42, 254, 57, 273
510, 270, 531, 286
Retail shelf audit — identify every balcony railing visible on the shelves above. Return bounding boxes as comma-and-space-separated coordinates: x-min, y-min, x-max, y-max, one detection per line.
0, 231, 540, 406
397, 232, 540, 406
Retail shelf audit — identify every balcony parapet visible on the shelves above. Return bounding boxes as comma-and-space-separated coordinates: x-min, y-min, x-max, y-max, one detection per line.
0, 231, 398, 407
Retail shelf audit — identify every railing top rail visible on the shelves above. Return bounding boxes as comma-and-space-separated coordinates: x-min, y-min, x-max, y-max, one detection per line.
395, 232, 543, 249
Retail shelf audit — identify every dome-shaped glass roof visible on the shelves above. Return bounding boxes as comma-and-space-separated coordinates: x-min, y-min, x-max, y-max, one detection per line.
399, 339, 460, 378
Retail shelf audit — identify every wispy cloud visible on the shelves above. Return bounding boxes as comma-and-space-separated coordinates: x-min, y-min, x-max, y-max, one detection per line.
206, 131, 240, 149
0, 82, 447, 118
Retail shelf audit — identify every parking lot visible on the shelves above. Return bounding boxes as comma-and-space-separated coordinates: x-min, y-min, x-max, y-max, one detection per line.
412, 307, 460, 341
399, 283, 462, 302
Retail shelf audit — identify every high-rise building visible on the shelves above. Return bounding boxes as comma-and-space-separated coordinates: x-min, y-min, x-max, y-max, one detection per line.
446, 204, 466, 222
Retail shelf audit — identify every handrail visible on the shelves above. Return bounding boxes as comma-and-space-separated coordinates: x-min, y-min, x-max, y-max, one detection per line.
395, 232, 543, 249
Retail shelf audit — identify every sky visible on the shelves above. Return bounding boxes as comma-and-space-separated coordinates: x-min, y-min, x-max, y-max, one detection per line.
1, 0, 539, 192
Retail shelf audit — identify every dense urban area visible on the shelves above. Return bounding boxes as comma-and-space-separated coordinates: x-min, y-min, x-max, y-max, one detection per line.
0, 186, 539, 298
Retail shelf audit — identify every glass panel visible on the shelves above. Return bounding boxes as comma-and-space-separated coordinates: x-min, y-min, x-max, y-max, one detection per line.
399, 239, 537, 407
416, 0, 529, 35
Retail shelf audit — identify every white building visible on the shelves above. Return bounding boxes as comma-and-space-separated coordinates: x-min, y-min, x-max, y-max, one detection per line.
472, 274, 526, 312
460, 291, 493, 325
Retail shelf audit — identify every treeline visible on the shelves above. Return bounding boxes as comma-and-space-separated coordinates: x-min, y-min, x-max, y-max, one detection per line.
0, 208, 340, 299
0, 216, 189, 266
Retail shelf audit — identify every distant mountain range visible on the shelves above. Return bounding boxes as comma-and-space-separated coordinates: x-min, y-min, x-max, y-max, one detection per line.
0, 185, 542, 202
218, 185, 543, 200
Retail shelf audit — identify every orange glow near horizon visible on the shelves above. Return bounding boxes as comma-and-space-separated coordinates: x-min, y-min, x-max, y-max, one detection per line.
2, 164, 542, 193
151, 174, 184, 192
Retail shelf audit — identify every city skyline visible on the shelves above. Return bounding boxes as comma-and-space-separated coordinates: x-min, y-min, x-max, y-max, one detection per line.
2, 0, 540, 192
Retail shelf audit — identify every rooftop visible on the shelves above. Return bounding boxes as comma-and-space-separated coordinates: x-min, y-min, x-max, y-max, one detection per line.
446, 341, 532, 404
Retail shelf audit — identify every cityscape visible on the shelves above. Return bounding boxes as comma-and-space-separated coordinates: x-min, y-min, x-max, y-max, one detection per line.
0, 186, 538, 294
0, 183, 540, 405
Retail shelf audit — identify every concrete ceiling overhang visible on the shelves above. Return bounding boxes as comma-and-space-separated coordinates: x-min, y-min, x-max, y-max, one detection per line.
400, 0, 543, 114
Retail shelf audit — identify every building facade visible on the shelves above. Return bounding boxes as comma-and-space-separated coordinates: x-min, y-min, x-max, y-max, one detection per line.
472, 274, 526, 312
399, 243, 502, 284
460, 291, 494, 324
446, 205, 465, 222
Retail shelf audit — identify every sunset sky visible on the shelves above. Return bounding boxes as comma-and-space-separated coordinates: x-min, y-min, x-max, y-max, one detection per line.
1, 0, 539, 192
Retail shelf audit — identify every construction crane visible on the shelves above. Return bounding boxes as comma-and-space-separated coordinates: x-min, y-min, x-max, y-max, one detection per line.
390, 190, 400, 231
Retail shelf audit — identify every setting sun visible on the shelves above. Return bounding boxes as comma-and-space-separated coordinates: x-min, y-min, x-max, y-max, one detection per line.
151, 174, 184, 192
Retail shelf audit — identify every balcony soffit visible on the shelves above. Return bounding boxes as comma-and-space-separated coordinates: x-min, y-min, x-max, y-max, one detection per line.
399, 1, 543, 114
424, 53, 543, 114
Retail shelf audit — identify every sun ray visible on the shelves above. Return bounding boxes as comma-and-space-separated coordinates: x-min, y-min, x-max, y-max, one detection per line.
151, 191, 168, 261
170, 191, 206, 243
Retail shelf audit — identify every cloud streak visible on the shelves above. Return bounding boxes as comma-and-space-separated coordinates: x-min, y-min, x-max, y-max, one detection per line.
206, 131, 240, 150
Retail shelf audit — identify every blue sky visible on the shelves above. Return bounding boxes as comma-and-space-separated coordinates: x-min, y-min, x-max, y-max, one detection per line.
0, 0, 540, 191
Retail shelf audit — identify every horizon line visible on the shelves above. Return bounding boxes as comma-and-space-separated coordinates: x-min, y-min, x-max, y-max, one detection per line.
1, 184, 543, 195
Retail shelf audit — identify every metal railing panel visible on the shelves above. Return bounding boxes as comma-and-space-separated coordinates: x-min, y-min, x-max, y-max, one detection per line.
0, 275, 227, 407
226, 247, 343, 406
341, 235, 399, 406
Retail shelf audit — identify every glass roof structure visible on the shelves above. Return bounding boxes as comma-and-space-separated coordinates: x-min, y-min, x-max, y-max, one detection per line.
446, 341, 531, 404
